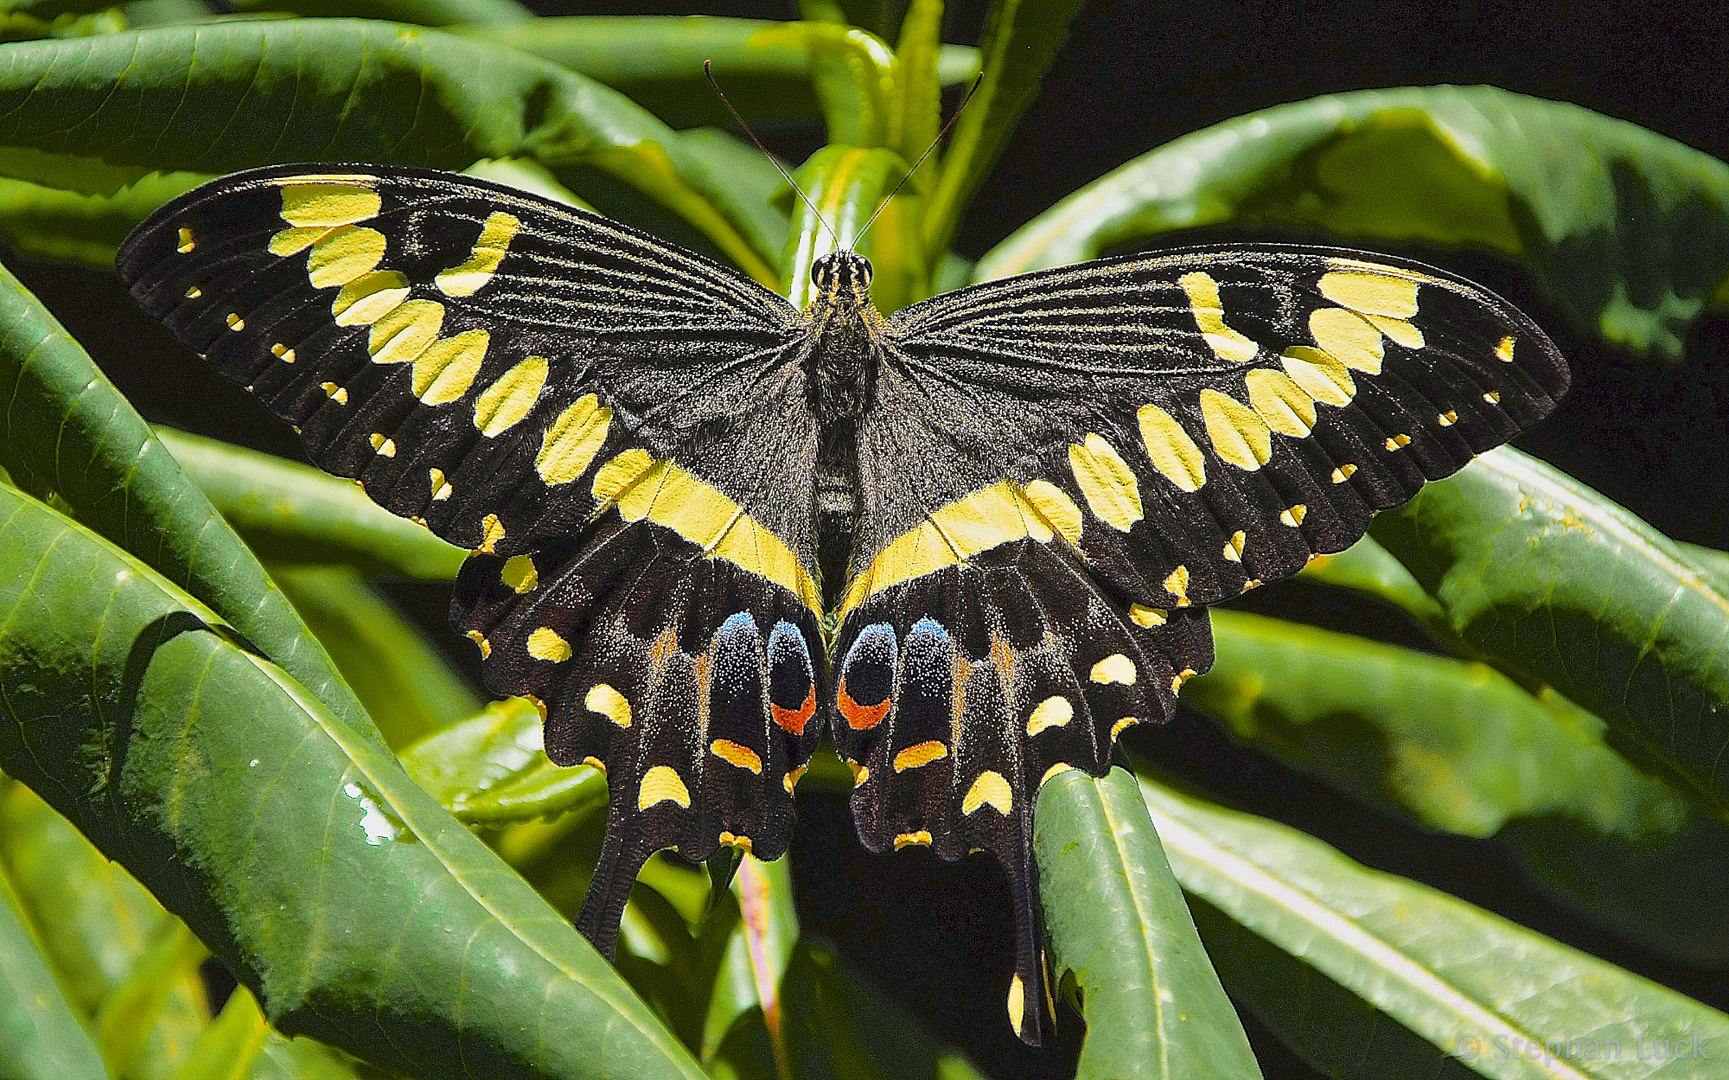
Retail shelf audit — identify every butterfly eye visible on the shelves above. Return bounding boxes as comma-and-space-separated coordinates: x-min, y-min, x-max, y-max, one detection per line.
810, 255, 835, 289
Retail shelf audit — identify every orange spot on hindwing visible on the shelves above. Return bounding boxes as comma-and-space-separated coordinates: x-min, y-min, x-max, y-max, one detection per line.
767, 621, 818, 735
837, 623, 896, 731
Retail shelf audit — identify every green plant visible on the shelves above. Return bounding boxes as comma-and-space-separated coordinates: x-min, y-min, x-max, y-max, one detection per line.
0, 3, 1726, 1080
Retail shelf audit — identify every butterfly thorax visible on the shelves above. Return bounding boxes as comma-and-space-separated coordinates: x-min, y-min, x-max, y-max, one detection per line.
801, 251, 885, 610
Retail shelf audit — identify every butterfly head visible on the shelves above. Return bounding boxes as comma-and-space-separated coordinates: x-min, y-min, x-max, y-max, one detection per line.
810, 251, 874, 304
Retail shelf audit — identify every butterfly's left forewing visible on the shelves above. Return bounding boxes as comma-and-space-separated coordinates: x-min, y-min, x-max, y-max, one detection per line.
836, 246, 1568, 1042
118, 165, 829, 957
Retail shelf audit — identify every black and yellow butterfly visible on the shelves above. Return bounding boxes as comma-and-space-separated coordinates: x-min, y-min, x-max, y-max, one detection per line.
117, 164, 1566, 1045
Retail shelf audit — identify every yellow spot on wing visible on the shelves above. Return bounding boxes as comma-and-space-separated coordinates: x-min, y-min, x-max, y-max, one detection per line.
718, 832, 753, 852
848, 760, 869, 787
306, 225, 387, 289
437, 211, 522, 297
1026, 696, 1073, 736
893, 830, 932, 849
893, 740, 949, 772
465, 629, 490, 658
1496, 335, 1516, 362
478, 514, 505, 554
429, 467, 452, 501
1200, 389, 1272, 470
1022, 480, 1083, 543
1090, 653, 1136, 685
1279, 347, 1355, 406
412, 329, 490, 405
536, 394, 612, 485
1038, 763, 1075, 789
226, 313, 244, 331
472, 355, 548, 437
370, 299, 445, 367
1111, 716, 1141, 739
638, 765, 691, 810
711, 739, 763, 774
1438, 409, 1457, 426
783, 764, 807, 795
962, 771, 1013, 815
1178, 271, 1259, 362
1129, 603, 1167, 627
597, 452, 821, 615
319, 382, 347, 404
368, 433, 395, 456
1007, 975, 1026, 1038
1484, 391, 1501, 404
1333, 463, 1357, 482
1137, 403, 1206, 491
500, 554, 538, 593
1223, 530, 1246, 561
1246, 368, 1318, 437
1280, 504, 1307, 526
586, 684, 631, 727
1163, 565, 1190, 606
1068, 434, 1143, 530
176, 226, 195, 254
1309, 308, 1385, 374
277, 181, 381, 228
527, 626, 571, 662
268, 226, 327, 258
1386, 433, 1412, 450
272, 343, 296, 364
1318, 268, 1419, 318
332, 271, 410, 326
841, 480, 1060, 615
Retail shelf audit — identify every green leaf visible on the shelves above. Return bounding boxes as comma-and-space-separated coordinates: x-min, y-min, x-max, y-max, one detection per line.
1296, 534, 1447, 630
1139, 772, 1729, 1080
780, 937, 991, 1080
891, 0, 945, 179
922, 0, 1086, 260
454, 16, 978, 129
270, 564, 479, 749
0, 259, 380, 753
1371, 447, 1729, 821
0, 850, 107, 1080
977, 85, 1729, 360
398, 698, 608, 825
163, 986, 269, 1080
0, 782, 208, 1068
1034, 767, 1261, 1079
0, 20, 775, 282
94, 921, 209, 1080
1190, 608, 1691, 841
0, 170, 205, 267
702, 855, 798, 1072
1184, 896, 1483, 1080
0, 485, 705, 1080
153, 427, 465, 583
229, 0, 533, 27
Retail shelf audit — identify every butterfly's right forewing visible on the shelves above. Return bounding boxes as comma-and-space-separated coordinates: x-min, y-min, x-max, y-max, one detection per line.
117, 165, 828, 957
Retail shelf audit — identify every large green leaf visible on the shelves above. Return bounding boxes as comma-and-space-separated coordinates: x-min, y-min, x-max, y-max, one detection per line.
0, 781, 209, 1077
154, 427, 465, 582
0, 20, 775, 282
1139, 772, 1729, 1080
0, 842, 107, 1080
0, 260, 380, 756
455, 16, 978, 129
231, 0, 534, 27
978, 85, 1729, 358
1034, 767, 1261, 1079
0, 484, 705, 1080
1371, 447, 1729, 821
1190, 609, 1690, 842
270, 564, 479, 749
921, 0, 1085, 260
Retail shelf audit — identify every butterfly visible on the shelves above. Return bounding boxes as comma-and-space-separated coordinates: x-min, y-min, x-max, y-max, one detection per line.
117, 164, 1567, 1045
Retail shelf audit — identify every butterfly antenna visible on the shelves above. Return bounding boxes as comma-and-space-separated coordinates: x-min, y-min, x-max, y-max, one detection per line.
856, 71, 985, 244
705, 60, 839, 249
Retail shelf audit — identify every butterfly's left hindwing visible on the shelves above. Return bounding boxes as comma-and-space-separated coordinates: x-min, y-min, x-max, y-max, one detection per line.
117, 164, 829, 960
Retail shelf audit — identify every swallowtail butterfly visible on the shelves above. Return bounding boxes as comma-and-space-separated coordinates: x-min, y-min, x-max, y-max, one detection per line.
118, 165, 1567, 1045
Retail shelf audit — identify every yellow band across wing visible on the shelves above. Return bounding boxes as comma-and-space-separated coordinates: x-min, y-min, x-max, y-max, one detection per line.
592, 450, 822, 615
